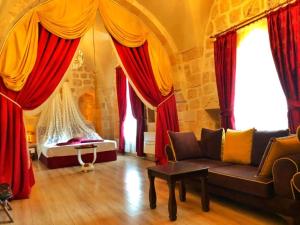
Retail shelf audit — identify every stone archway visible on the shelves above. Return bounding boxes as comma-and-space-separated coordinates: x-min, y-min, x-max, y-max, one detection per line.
113, 0, 178, 57
1, 0, 181, 141
0, 0, 178, 64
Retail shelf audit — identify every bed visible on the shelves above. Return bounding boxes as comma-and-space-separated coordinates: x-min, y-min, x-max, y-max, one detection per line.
35, 83, 118, 169
39, 140, 117, 169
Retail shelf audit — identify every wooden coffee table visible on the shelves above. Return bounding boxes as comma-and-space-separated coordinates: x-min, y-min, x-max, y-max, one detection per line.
147, 162, 209, 221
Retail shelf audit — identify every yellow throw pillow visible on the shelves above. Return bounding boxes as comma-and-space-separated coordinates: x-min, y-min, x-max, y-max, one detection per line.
258, 135, 300, 177
297, 126, 300, 142
222, 128, 255, 164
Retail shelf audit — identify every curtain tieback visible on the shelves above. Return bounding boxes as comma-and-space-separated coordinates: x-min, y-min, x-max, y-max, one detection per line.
220, 108, 233, 116
288, 99, 300, 110
157, 93, 174, 108
0, 92, 21, 108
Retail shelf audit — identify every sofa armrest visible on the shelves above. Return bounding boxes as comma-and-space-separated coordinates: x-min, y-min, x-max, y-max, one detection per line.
272, 153, 300, 199
165, 144, 176, 162
291, 172, 300, 200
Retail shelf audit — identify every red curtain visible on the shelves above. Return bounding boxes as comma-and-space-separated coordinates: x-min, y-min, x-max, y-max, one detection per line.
113, 39, 179, 164
116, 67, 127, 154
156, 94, 179, 162
267, 1, 300, 133
0, 25, 79, 198
214, 31, 237, 129
128, 84, 145, 157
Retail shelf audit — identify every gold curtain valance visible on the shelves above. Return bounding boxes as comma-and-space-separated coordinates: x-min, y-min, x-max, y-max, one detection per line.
148, 33, 173, 96
98, 0, 147, 48
36, 0, 98, 39
0, 0, 98, 91
0, 10, 39, 91
0, 0, 173, 96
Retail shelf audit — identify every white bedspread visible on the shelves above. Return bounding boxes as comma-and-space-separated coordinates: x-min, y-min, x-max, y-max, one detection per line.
41, 140, 117, 158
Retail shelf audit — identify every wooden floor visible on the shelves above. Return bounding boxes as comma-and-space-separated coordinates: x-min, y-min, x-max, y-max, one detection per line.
1, 155, 286, 225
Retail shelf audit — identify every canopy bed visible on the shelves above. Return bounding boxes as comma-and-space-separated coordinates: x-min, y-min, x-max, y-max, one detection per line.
37, 82, 117, 169
0, 0, 179, 198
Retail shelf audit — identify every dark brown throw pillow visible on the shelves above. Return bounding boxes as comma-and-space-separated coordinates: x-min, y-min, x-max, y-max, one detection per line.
251, 129, 290, 166
168, 131, 203, 161
201, 128, 224, 160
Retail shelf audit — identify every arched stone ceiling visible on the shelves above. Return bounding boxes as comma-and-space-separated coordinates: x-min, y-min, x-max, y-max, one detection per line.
0, 0, 215, 53
136, 0, 214, 52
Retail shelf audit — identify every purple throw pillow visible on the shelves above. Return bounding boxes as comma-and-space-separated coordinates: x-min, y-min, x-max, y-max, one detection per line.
168, 131, 203, 161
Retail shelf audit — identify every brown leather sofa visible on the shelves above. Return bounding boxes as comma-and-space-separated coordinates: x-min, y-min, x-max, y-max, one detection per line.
166, 129, 300, 225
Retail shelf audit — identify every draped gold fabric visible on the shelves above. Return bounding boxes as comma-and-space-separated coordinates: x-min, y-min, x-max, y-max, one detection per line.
0, 0, 98, 91
148, 34, 173, 96
0, 10, 39, 91
0, 0, 173, 96
37, 0, 98, 39
98, 0, 147, 47
99, 0, 172, 95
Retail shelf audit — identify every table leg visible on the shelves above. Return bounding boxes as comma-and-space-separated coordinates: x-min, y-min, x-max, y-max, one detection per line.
1, 200, 13, 223
200, 177, 209, 212
77, 149, 84, 166
148, 172, 156, 209
179, 180, 186, 202
168, 179, 177, 221
92, 147, 97, 164
76, 147, 97, 171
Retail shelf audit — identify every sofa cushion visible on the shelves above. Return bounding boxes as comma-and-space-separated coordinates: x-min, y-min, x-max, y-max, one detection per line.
223, 128, 255, 164
201, 128, 224, 160
251, 129, 290, 166
208, 165, 273, 198
257, 135, 300, 177
168, 131, 203, 161
185, 158, 233, 169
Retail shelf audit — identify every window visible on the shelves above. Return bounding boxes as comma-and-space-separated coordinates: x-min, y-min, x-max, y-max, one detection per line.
123, 81, 137, 153
234, 19, 288, 130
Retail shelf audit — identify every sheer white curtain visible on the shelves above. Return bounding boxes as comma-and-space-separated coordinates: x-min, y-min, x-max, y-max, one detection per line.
37, 82, 101, 156
234, 19, 288, 131
124, 81, 137, 153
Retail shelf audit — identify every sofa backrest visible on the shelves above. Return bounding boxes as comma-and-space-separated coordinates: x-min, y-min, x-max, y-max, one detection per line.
251, 129, 290, 166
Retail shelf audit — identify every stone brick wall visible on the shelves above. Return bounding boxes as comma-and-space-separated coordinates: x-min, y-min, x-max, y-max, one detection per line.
171, 0, 287, 138
94, 75, 118, 140
68, 66, 96, 100
65, 52, 118, 141
67, 62, 97, 129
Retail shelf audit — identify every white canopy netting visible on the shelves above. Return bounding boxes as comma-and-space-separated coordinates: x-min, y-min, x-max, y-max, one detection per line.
36, 82, 101, 156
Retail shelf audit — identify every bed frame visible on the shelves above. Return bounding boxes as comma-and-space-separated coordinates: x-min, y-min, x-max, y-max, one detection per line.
40, 150, 117, 169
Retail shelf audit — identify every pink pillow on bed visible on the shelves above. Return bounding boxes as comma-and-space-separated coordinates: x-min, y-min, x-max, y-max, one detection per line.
56, 137, 103, 146
67, 137, 83, 144
56, 142, 69, 146
80, 139, 103, 143
56, 137, 83, 146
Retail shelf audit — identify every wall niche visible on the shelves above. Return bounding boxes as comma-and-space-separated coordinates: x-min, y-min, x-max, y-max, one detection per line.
78, 92, 96, 127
